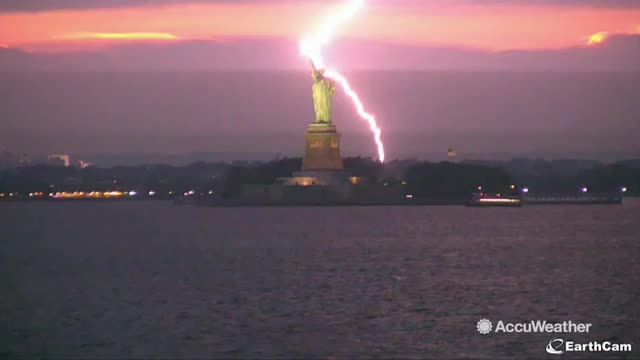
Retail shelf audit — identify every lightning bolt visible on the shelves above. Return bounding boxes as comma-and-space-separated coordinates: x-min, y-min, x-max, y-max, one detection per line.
300, 0, 385, 163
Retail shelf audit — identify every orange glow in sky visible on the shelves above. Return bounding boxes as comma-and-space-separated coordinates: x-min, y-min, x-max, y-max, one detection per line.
0, 2, 639, 52
58, 32, 179, 41
587, 31, 609, 45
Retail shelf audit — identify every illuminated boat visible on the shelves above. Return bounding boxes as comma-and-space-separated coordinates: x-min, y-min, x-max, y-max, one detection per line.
466, 193, 523, 207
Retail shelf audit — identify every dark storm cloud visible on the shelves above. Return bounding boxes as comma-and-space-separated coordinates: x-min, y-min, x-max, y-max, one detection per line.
1, 35, 639, 158
1, 34, 639, 70
2, 48, 639, 158
2, 0, 640, 12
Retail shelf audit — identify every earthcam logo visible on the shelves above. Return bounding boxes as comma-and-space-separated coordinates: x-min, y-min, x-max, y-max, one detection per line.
546, 338, 633, 355
546, 339, 565, 354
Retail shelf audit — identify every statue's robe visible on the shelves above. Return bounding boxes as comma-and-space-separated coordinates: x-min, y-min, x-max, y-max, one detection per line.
312, 73, 336, 124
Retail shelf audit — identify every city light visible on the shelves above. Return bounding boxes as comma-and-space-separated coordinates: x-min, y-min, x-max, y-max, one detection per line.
3, 189, 152, 201
621, 187, 627, 193
406, 194, 413, 199
104, 191, 124, 197
522, 188, 529, 193
581, 187, 588, 193
51, 191, 110, 199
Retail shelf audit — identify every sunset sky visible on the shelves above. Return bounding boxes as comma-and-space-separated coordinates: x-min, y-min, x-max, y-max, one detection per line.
1, 0, 639, 52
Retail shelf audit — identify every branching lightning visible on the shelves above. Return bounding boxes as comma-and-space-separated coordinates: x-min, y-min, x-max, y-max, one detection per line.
300, 0, 385, 163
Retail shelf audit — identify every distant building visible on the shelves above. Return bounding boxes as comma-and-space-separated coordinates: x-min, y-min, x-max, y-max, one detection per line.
448, 148, 457, 158
48, 154, 71, 167
77, 160, 93, 169
230, 160, 250, 167
19, 153, 31, 166
0, 151, 31, 168
1, 151, 17, 168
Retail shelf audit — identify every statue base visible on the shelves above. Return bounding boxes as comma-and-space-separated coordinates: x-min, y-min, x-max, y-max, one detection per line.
302, 123, 344, 171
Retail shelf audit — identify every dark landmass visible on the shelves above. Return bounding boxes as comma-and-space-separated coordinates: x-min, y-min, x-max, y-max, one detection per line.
1, 157, 637, 202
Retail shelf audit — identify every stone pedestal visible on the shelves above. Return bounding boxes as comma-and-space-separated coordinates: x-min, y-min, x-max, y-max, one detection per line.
302, 123, 344, 171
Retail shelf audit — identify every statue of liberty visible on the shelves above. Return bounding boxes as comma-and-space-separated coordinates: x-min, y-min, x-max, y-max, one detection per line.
310, 61, 336, 124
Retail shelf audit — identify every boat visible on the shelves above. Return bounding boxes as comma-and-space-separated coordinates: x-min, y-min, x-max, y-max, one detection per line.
466, 193, 523, 207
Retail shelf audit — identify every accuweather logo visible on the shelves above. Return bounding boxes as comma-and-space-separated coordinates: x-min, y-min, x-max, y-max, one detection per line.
477, 319, 493, 335
476, 319, 592, 334
545, 338, 633, 355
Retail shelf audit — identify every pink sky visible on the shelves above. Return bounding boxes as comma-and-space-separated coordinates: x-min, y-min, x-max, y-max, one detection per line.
1, 1, 639, 52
